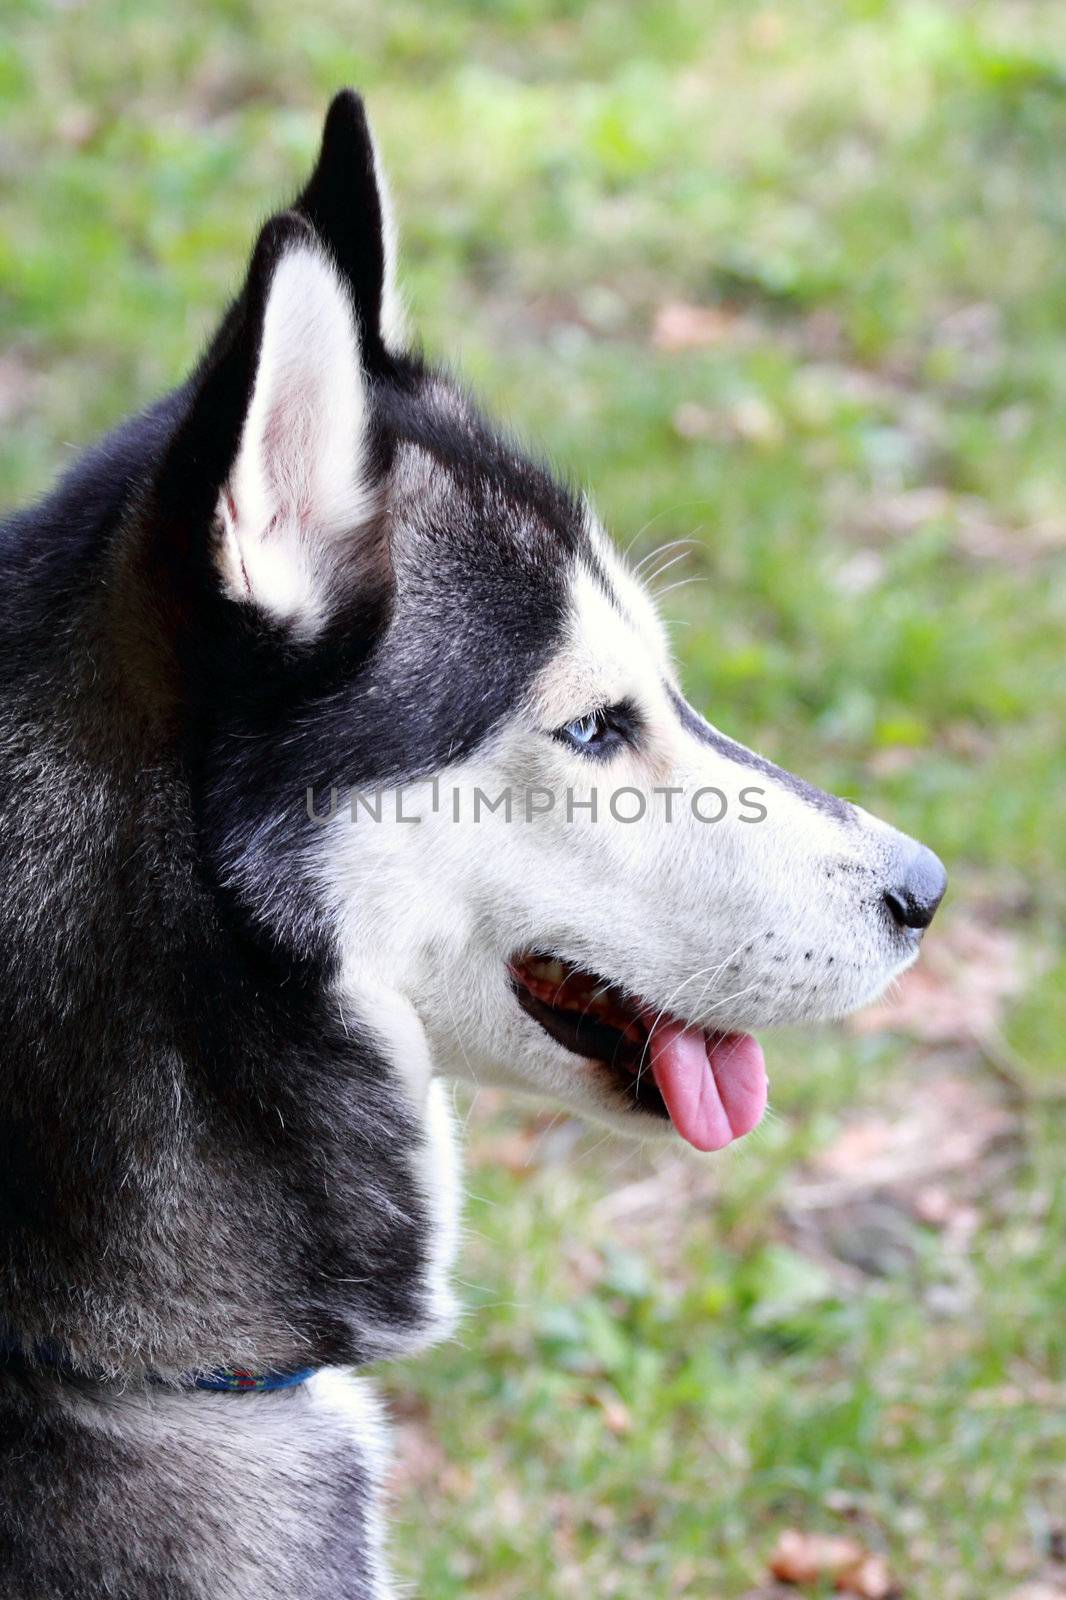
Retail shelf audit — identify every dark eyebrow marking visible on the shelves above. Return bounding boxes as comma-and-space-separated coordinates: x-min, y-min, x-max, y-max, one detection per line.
667, 685, 855, 823
581, 545, 637, 626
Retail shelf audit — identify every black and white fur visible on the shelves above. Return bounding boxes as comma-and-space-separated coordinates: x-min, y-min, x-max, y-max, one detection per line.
0, 93, 944, 1597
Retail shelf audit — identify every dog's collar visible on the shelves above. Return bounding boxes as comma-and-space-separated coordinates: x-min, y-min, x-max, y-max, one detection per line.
190, 1365, 317, 1393
0, 1333, 316, 1393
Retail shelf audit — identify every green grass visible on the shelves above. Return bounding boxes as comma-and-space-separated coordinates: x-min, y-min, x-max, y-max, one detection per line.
3, 2, 1065, 1595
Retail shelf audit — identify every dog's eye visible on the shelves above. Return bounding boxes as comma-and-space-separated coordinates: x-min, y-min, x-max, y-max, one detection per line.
564, 711, 605, 748
554, 700, 641, 758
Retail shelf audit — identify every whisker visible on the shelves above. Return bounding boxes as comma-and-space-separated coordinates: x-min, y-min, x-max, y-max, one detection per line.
640, 548, 691, 589
620, 503, 713, 562
444, 983, 480, 1086
631, 941, 755, 1095
632, 536, 700, 579
652, 575, 707, 603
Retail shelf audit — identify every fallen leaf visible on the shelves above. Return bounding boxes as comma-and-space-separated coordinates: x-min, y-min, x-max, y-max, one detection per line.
910, 1184, 954, 1228
842, 1554, 898, 1599
808, 1075, 1015, 1194
585, 1386, 632, 1435
466, 1101, 584, 1173
652, 300, 739, 351
769, 1529, 899, 1597
387, 1417, 451, 1497
850, 916, 1027, 1044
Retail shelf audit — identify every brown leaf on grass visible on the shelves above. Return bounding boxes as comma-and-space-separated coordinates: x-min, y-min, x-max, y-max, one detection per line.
841, 1555, 899, 1600
465, 1100, 585, 1174
850, 916, 1027, 1044
652, 300, 739, 351
910, 1183, 978, 1233
585, 1385, 632, 1435
784, 1071, 1017, 1285
769, 1530, 899, 1597
810, 1075, 1015, 1193
388, 1417, 453, 1497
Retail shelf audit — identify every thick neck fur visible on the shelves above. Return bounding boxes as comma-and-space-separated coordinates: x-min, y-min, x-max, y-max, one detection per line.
0, 1365, 396, 1600
0, 402, 450, 1382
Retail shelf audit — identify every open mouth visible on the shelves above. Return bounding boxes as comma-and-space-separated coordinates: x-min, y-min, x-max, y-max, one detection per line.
508, 954, 768, 1153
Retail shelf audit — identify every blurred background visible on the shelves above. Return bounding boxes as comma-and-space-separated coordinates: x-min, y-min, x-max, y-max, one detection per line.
2, 2, 1065, 1595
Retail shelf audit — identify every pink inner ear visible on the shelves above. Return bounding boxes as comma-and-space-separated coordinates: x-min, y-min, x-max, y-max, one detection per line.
218, 245, 379, 626
259, 371, 325, 533
221, 489, 252, 597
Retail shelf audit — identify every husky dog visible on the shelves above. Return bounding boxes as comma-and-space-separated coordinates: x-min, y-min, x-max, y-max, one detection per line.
0, 91, 945, 1598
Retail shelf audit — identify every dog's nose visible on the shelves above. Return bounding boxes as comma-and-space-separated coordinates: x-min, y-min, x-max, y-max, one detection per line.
883, 844, 947, 931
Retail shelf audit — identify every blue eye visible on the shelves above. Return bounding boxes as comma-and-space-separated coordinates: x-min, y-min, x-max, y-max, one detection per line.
554, 699, 641, 758
564, 711, 604, 748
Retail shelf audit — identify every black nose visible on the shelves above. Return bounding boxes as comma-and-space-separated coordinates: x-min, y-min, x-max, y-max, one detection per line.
884, 844, 947, 931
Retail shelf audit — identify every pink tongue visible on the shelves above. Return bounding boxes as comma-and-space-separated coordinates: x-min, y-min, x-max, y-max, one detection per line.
645, 1018, 767, 1152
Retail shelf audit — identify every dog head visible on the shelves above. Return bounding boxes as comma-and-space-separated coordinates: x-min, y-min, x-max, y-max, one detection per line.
160, 92, 945, 1153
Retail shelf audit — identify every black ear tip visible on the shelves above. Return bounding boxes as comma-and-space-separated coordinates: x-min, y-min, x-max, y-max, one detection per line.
295, 91, 387, 361
301, 89, 379, 224
249, 210, 317, 278
256, 208, 317, 253
321, 88, 372, 152
243, 210, 318, 317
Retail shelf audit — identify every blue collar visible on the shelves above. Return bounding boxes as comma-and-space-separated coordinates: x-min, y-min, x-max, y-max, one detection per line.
0, 1333, 316, 1393
189, 1366, 317, 1393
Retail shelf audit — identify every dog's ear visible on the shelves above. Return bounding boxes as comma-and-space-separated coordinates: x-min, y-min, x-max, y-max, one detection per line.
295, 88, 405, 363
214, 218, 379, 633
153, 208, 383, 636
151, 95, 401, 634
